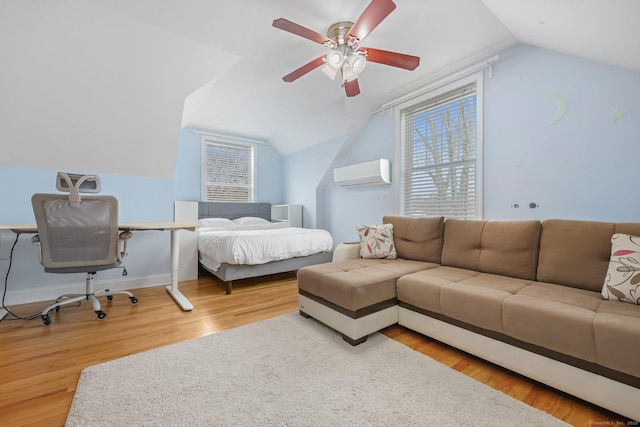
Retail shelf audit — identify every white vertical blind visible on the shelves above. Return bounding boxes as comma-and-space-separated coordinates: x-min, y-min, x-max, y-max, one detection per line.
202, 139, 255, 202
400, 83, 478, 219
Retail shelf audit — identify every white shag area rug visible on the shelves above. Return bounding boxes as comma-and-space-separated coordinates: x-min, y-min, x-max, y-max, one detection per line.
66, 313, 568, 426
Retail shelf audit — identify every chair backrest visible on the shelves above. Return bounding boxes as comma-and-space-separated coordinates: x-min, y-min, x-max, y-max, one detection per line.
31, 194, 119, 270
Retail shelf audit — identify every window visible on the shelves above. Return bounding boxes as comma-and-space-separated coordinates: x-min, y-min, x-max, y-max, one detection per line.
201, 136, 255, 202
398, 75, 482, 219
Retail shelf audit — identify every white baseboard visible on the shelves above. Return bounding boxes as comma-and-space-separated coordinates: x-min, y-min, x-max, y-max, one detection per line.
3, 274, 171, 306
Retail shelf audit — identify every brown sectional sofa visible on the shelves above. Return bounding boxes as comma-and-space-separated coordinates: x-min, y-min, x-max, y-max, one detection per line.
297, 216, 640, 421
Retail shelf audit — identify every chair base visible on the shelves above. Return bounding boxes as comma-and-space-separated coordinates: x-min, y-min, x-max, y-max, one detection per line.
40, 273, 137, 325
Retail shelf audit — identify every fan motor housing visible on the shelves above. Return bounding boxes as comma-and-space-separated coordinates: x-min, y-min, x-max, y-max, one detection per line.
327, 21, 354, 46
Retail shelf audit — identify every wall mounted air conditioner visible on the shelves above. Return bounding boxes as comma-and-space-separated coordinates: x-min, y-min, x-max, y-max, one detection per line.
334, 159, 391, 187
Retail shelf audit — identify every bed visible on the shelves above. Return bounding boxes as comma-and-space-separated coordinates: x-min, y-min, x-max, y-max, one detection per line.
197, 202, 333, 294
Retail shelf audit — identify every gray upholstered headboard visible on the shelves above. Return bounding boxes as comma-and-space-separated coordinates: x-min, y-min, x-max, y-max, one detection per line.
198, 202, 271, 221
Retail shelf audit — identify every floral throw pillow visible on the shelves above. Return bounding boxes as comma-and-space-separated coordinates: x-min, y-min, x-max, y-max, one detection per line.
602, 233, 640, 305
356, 224, 397, 259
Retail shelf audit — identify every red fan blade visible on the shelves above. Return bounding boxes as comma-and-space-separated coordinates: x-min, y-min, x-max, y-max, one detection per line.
346, 0, 396, 44
363, 47, 420, 70
282, 56, 326, 82
344, 79, 360, 97
273, 18, 334, 46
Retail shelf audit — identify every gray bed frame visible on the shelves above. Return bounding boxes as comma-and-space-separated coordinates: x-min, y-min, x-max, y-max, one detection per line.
197, 202, 332, 294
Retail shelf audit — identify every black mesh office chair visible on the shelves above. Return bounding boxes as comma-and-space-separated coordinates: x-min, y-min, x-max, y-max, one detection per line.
32, 173, 138, 325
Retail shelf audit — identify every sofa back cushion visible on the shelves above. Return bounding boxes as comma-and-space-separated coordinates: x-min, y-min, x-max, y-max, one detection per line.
441, 219, 542, 280
382, 216, 444, 263
537, 219, 640, 291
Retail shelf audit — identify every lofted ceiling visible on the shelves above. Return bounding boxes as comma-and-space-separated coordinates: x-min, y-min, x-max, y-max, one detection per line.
1, 0, 638, 179
90, 0, 519, 155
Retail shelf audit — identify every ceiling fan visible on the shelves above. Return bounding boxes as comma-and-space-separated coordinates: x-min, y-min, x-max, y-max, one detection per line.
273, 0, 420, 97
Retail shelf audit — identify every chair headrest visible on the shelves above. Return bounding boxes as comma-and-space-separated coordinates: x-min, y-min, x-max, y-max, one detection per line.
55, 172, 102, 207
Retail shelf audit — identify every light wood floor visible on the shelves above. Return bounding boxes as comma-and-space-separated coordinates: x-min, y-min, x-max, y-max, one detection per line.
0, 274, 631, 426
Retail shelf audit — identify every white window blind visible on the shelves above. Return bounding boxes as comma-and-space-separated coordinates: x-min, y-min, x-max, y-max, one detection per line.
202, 138, 255, 202
400, 82, 479, 219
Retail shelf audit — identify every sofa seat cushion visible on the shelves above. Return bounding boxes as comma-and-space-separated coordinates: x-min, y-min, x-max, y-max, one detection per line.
503, 282, 603, 362
514, 282, 604, 310
297, 259, 437, 312
594, 301, 640, 377
397, 266, 533, 333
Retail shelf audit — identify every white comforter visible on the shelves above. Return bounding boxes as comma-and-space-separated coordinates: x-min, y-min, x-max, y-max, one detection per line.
198, 222, 333, 272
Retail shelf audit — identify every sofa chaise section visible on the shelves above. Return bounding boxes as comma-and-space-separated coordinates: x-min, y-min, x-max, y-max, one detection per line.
298, 216, 444, 344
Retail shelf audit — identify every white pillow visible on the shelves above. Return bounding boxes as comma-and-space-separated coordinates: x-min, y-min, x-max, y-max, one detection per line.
233, 217, 271, 226
198, 218, 235, 229
602, 233, 640, 305
356, 224, 397, 259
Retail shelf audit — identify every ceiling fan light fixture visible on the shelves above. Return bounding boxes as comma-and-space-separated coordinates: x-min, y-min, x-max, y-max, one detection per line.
341, 65, 358, 83
273, 0, 420, 97
321, 63, 339, 80
325, 50, 344, 69
347, 52, 367, 74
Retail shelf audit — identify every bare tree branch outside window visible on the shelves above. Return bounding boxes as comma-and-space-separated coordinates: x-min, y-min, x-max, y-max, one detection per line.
401, 84, 477, 219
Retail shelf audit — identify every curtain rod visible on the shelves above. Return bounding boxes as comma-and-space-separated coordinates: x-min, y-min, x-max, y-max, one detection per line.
371, 55, 499, 115
193, 130, 271, 146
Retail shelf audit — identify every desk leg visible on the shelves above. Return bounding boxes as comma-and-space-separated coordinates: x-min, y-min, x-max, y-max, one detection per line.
165, 229, 193, 311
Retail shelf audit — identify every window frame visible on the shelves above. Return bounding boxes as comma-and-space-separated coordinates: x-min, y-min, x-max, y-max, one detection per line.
200, 135, 257, 203
395, 72, 484, 219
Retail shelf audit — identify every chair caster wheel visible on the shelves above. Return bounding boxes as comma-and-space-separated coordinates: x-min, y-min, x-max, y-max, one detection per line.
55, 306, 61, 312
129, 297, 138, 304
42, 314, 51, 325
96, 310, 107, 320
107, 295, 113, 301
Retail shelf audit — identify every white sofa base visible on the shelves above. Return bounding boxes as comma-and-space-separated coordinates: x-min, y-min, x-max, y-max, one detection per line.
399, 307, 640, 422
298, 294, 398, 342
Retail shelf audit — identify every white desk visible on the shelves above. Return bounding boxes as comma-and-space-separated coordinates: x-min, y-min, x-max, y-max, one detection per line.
0, 221, 198, 320
119, 222, 197, 311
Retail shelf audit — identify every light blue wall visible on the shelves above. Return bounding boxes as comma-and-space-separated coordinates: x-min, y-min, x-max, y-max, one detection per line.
174, 128, 202, 201
0, 166, 172, 224
324, 111, 397, 245
285, 44, 640, 246
282, 135, 344, 229
256, 141, 284, 204
174, 127, 284, 204
282, 111, 396, 243
484, 44, 640, 221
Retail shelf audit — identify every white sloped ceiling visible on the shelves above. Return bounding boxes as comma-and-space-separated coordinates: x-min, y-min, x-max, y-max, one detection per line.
1, 0, 637, 179
0, 0, 239, 179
